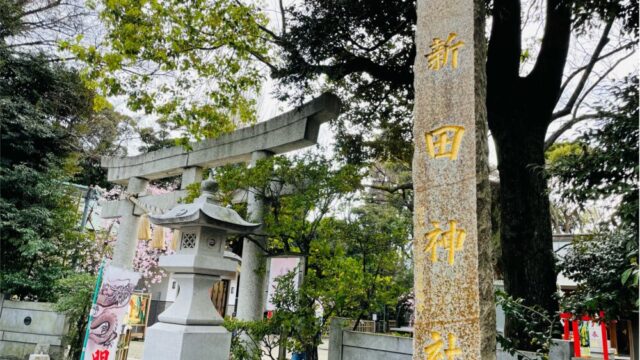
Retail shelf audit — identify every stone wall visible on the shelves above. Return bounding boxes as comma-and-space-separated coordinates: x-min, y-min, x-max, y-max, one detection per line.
328, 317, 575, 360
328, 318, 412, 360
496, 340, 574, 360
0, 298, 69, 360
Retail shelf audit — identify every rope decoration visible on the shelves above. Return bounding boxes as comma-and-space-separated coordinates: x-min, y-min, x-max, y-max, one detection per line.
126, 194, 167, 216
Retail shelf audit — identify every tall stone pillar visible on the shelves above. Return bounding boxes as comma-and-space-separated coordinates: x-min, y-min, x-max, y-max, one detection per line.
112, 176, 148, 269
412, 0, 491, 358
236, 150, 272, 321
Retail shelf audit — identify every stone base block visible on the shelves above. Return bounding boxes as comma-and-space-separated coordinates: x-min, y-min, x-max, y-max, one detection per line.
29, 355, 50, 360
142, 323, 231, 360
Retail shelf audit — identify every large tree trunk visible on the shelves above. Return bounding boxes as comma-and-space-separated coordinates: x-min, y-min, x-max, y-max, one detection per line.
304, 344, 319, 360
492, 117, 558, 346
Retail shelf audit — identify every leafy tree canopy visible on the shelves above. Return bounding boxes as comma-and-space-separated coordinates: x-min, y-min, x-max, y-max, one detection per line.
558, 230, 638, 320
205, 154, 412, 358
548, 75, 639, 231
269, 0, 416, 164
214, 154, 362, 254
63, 0, 271, 142
0, 46, 126, 299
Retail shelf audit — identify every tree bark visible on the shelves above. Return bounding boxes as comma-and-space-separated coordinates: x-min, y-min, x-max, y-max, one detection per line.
304, 343, 319, 360
491, 115, 558, 346
487, 0, 570, 346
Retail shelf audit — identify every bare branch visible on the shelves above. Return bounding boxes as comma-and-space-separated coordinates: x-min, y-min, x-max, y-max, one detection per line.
19, 0, 63, 18
559, 40, 637, 95
551, 20, 613, 120
571, 51, 635, 118
6, 40, 58, 48
544, 113, 600, 150
367, 182, 413, 193
248, 50, 277, 72
278, 0, 286, 36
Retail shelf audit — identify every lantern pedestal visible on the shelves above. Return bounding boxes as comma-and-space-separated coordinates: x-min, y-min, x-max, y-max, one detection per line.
157, 273, 224, 325
143, 323, 231, 360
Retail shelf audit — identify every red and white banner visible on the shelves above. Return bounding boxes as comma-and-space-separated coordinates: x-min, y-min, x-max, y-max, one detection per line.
86, 266, 140, 360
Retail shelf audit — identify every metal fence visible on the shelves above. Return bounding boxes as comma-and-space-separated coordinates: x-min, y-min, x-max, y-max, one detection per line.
347, 319, 376, 333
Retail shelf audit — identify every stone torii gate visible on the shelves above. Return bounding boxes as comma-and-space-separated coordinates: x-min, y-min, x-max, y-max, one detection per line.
100, 93, 341, 323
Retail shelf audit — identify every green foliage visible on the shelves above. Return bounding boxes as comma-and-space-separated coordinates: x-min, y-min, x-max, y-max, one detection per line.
224, 317, 280, 360
545, 142, 583, 164
72, 108, 137, 188
549, 76, 640, 317
269, 270, 320, 354
549, 75, 639, 231
63, 0, 270, 141
225, 270, 320, 360
1, 6, 130, 354
0, 49, 91, 169
322, 204, 412, 319
216, 154, 363, 254
496, 291, 560, 360
0, 162, 89, 301
272, 0, 416, 164
137, 126, 175, 153
0, 46, 134, 188
0, 48, 109, 300
215, 154, 412, 356
182, 181, 203, 204
572, 0, 638, 35
0, 0, 24, 38
558, 230, 638, 319
54, 273, 96, 359
549, 76, 639, 299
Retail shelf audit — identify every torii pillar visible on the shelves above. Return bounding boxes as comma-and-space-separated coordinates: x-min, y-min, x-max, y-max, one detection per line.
235, 150, 272, 322
111, 176, 148, 269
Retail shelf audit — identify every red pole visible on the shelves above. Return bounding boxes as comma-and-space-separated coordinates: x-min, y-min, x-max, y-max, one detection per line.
561, 312, 571, 340
600, 311, 609, 360
573, 320, 582, 357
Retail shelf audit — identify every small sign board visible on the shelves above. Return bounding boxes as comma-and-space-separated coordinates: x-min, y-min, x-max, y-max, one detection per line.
265, 256, 303, 311
126, 293, 152, 339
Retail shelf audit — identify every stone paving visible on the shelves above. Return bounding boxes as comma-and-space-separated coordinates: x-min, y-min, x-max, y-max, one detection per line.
126, 338, 330, 360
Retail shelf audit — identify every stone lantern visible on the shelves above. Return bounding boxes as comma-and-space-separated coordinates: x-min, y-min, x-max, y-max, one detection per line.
142, 175, 259, 360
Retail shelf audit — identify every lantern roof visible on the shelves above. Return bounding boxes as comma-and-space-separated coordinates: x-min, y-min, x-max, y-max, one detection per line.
147, 175, 259, 233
